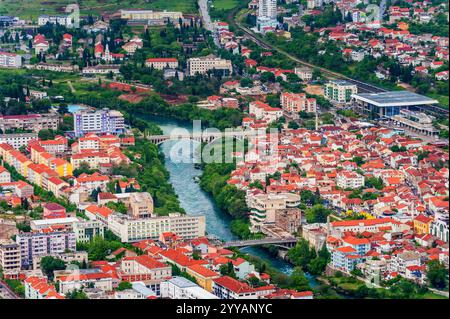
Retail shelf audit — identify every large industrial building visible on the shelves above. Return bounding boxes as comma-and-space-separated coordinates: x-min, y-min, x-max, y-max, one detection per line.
351, 91, 439, 118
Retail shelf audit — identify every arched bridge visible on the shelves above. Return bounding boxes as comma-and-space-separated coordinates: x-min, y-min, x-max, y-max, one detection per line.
223, 237, 299, 249
146, 130, 257, 145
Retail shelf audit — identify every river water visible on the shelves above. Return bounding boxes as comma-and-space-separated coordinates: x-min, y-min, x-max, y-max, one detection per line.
141, 115, 297, 276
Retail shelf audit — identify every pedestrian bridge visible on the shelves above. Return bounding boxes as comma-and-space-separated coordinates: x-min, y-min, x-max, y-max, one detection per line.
146, 130, 257, 145
223, 237, 299, 249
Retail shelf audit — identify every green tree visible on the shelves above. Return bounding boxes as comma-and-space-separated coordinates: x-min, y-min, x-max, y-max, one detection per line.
116, 281, 133, 291
426, 260, 448, 289
40, 256, 66, 281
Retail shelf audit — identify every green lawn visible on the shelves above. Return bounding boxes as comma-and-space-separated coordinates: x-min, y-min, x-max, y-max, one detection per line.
0, 0, 198, 19
211, 0, 241, 10
428, 93, 449, 109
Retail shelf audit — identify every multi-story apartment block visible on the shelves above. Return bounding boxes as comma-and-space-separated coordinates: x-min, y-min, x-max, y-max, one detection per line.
145, 58, 179, 70
120, 10, 183, 21
0, 114, 59, 132
294, 67, 313, 82
331, 245, 364, 272
37, 14, 73, 27
33, 135, 68, 155
0, 240, 21, 278
0, 51, 22, 68
107, 213, 206, 243
73, 108, 125, 137
257, 0, 278, 30
336, 171, 365, 189
16, 231, 76, 268
280, 92, 316, 118
187, 56, 232, 76
160, 276, 218, 299
324, 80, 358, 104
73, 220, 105, 243
71, 152, 111, 170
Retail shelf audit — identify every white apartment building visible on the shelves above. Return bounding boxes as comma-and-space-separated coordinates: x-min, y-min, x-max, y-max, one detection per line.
107, 213, 206, 243
324, 80, 358, 104
161, 277, 218, 299
258, 0, 277, 20
120, 10, 183, 21
145, 58, 178, 70
81, 64, 121, 75
37, 15, 73, 27
73, 220, 105, 243
336, 171, 365, 189
0, 133, 38, 149
0, 52, 22, 68
73, 108, 125, 137
0, 240, 21, 278
294, 67, 313, 82
0, 114, 59, 132
30, 217, 79, 231
187, 56, 232, 76
257, 0, 278, 30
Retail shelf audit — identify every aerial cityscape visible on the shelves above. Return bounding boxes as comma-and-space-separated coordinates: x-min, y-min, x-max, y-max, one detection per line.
0, 0, 448, 303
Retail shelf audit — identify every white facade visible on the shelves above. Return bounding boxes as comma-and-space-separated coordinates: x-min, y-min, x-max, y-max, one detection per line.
0, 52, 22, 68
160, 277, 218, 299
258, 0, 277, 20
73, 220, 105, 243
187, 56, 232, 76
37, 15, 73, 27
0, 133, 38, 149
336, 171, 365, 189
107, 213, 206, 243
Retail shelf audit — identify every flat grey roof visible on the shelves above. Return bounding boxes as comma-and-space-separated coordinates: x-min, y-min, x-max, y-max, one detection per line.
352, 91, 438, 107
330, 80, 355, 86
168, 276, 197, 288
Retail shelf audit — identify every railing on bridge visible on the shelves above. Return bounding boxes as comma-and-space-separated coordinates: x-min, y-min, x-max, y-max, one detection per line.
146, 130, 258, 145
223, 237, 299, 248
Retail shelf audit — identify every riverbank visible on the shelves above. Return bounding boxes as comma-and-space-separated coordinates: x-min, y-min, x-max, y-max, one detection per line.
138, 115, 300, 275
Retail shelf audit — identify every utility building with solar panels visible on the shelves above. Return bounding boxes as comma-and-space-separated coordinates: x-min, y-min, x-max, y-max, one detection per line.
351, 91, 439, 119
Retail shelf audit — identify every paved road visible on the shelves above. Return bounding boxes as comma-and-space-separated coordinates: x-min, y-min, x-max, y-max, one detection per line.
229, 8, 386, 94
198, 0, 220, 47
0, 280, 20, 299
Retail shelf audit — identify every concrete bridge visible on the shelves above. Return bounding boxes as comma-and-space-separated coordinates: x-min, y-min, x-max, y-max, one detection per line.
146, 130, 258, 145
223, 237, 299, 249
